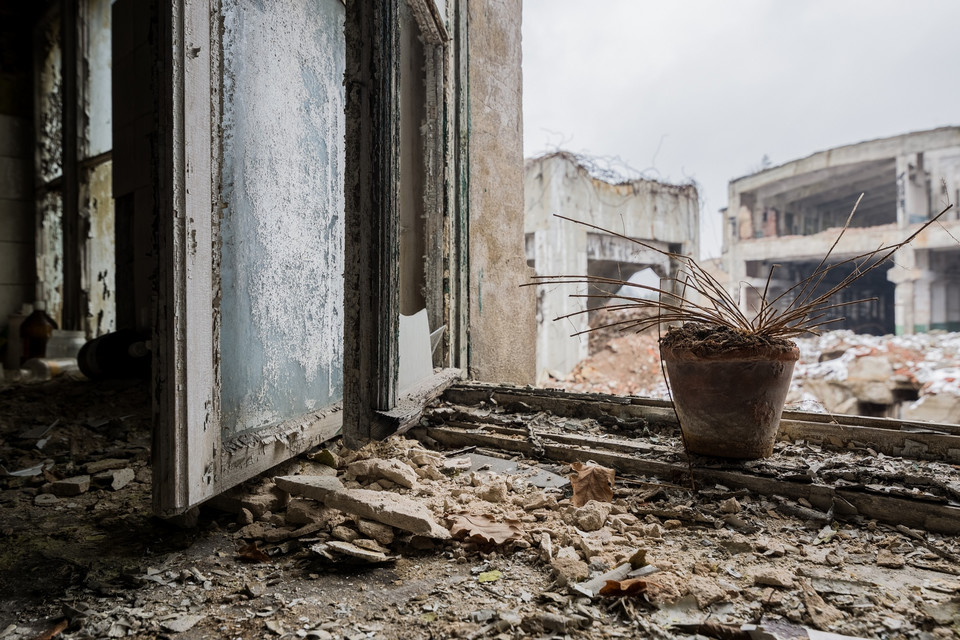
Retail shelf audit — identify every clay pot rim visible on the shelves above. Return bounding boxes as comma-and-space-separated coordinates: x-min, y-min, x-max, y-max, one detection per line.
660, 342, 800, 363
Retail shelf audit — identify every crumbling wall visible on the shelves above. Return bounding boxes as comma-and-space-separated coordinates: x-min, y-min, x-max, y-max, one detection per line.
467, 0, 536, 385
524, 153, 700, 381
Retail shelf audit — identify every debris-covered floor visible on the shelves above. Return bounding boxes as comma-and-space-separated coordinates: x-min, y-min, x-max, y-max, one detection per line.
2, 376, 960, 640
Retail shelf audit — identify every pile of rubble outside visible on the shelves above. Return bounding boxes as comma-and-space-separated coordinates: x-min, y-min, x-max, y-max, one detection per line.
549, 311, 960, 424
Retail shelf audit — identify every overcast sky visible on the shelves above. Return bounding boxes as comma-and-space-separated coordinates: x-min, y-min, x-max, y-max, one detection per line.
522, 0, 960, 259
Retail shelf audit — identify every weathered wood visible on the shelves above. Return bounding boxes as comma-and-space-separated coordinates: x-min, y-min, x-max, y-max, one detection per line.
414, 424, 960, 535
221, 408, 342, 489
343, 0, 401, 446
154, 0, 220, 517
778, 419, 960, 462
442, 382, 960, 462
378, 368, 463, 437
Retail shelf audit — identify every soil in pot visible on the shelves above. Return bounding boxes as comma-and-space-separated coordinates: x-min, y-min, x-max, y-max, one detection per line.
659, 324, 799, 459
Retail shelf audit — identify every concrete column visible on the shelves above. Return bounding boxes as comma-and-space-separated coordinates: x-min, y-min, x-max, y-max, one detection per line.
896, 153, 930, 228
887, 245, 916, 335
931, 278, 947, 330
534, 225, 589, 382
912, 250, 933, 333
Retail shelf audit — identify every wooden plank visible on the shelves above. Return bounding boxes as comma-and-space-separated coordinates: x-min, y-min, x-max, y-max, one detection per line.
378, 367, 463, 437
442, 382, 960, 462
413, 424, 960, 535
779, 419, 960, 462
221, 408, 342, 489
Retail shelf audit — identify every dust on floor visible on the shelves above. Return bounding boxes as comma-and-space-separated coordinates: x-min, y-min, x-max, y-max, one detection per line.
1, 377, 959, 640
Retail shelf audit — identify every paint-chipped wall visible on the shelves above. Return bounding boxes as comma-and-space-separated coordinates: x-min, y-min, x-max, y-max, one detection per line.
467, 0, 536, 384
0, 2, 35, 334
218, 0, 345, 435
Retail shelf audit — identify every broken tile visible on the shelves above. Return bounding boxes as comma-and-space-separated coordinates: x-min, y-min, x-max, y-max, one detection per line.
85, 458, 129, 474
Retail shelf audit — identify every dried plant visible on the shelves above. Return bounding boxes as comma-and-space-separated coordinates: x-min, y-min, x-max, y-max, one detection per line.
530, 195, 953, 341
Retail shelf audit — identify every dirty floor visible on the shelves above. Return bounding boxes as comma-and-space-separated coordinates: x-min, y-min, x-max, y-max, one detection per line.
1, 376, 959, 640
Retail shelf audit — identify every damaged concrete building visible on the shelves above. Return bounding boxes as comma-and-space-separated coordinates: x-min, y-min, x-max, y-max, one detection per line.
524, 152, 699, 382
724, 127, 960, 336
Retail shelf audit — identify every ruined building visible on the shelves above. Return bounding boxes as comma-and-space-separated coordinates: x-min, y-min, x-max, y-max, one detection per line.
524, 152, 699, 382
724, 127, 960, 336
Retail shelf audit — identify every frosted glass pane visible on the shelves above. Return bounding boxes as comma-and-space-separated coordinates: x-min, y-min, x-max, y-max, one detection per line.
219, 0, 345, 436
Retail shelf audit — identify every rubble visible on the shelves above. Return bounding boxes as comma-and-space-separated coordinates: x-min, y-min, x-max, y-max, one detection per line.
3, 377, 960, 639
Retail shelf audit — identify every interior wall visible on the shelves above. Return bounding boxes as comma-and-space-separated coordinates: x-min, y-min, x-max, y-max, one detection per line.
0, 2, 35, 339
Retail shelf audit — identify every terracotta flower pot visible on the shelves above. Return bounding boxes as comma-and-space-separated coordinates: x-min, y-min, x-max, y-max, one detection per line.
660, 340, 800, 459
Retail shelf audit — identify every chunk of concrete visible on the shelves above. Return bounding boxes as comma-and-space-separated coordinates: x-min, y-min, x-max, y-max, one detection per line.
346, 458, 418, 489
51, 475, 90, 497
93, 467, 135, 491
274, 475, 344, 502
323, 488, 450, 539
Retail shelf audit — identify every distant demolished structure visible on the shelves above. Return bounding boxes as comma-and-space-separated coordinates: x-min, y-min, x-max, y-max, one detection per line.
724, 126, 960, 336
524, 152, 699, 383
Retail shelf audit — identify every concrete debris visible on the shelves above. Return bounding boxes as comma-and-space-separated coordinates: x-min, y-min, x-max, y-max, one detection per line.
274, 474, 344, 501
324, 488, 450, 539
346, 458, 418, 489
50, 474, 90, 497
92, 467, 135, 490
5, 379, 960, 639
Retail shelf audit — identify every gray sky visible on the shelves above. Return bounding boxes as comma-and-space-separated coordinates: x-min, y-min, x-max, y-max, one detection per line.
522, 0, 960, 259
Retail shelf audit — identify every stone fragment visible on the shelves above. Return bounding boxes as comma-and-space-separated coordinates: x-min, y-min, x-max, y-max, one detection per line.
751, 567, 796, 588
241, 484, 289, 519
238, 508, 254, 526
285, 498, 327, 525
663, 519, 682, 530
322, 540, 391, 563
85, 458, 129, 474
34, 493, 60, 506
800, 578, 844, 629
476, 479, 509, 503
523, 493, 557, 511
307, 448, 340, 469
719, 497, 741, 514
550, 557, 590, 588
356, 518, 395, 545
346, 458, 417, 489
275, 475, 345, 502
93, 467, 135, 491
352, 538, 389, 553
51, 475, 90, 497
161, 614, 205, 633
687, 576, 727, 609
332, 525, 359, 542
877, 548, 905, 568
573, 501, 610, 532
323, 488, 450, 539
539, 532, 554, 562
